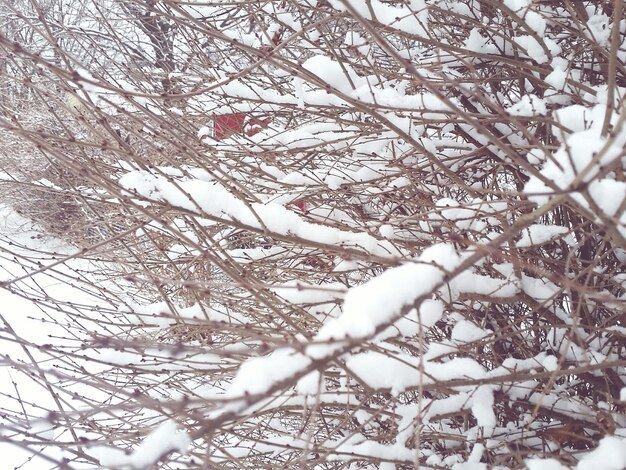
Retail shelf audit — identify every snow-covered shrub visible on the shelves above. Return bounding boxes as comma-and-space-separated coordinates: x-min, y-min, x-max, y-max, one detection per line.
0, 0, 624, 468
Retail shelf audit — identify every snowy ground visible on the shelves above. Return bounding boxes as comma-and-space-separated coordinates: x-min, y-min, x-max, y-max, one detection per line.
0, 204, 115, 468
0, 204, 193, 469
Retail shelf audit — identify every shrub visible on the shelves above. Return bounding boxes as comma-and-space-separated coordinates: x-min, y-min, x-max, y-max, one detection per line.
0, 0, 624, 468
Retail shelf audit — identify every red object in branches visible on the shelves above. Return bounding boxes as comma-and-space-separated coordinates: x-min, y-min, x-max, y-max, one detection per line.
213, 114, 272, 140
294, 199, 309, 214
245, 117, 272, 136
214, 113, 246, 140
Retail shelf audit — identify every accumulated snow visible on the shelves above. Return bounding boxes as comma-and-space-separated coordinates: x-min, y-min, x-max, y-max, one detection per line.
464, 28, 493, 54
587, 180, 626, 217
503, 0, 531, 13
545, 62, 568, 91
226, 245, 461, 398
227, 349, 311, 397
576, 436, 626, 470
451, 320, 491, 343
423, 393, 470, 423
226, 245, 457, 395
345, 350, 487, 394
514, 35, 559, 64
93, 420, 190, 469
419, 299, 445, 328
470, 386, 496, 427
489, 353, 552, 378
376, 306, 421, 340
333, 439, 415, 464
345, 351, 417, 395
301, 55, 365, 94
312, 244, 460, 349
448, 271, 519, 301
521, 275, 560, 302
525, 11, 546, 36
296, 370, 322, 396
507, 94, 547, 117
432, 198, 507, 233
585, 14, 611, 46
119, 170, 400, 259
282, 49, 454, 120
524, 103, 625, 215
541, 355, 558, 372
525, 458, 568, 470
516, 224, 570, 247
